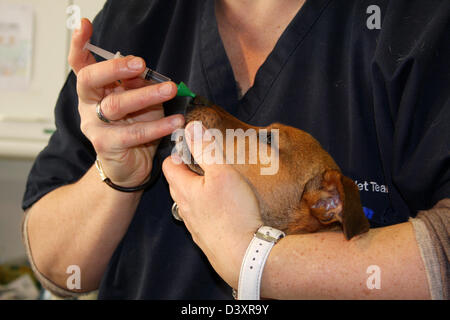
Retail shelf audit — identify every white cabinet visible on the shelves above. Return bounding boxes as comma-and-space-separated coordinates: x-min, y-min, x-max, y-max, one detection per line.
0, 0, 106, 159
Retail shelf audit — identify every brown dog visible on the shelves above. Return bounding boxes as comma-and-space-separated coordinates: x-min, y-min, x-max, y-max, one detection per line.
177, 96, 370, 240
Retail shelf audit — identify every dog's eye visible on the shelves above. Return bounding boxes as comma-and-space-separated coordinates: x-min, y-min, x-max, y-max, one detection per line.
264, 132, 272, 145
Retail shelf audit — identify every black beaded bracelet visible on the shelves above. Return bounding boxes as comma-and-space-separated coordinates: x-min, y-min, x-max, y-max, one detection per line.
95, 154, 161, 193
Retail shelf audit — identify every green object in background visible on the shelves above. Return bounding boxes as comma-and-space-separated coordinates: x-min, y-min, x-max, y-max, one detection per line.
177, 82, 196, 98
43, 129, 55, 135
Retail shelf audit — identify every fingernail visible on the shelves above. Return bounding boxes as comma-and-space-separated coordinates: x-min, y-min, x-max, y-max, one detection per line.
171, 116, 184, 128
159, 83, 174, 97
128, 57, 144, 70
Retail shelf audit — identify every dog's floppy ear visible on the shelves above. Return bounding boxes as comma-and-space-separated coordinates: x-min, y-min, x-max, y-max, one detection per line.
303, 170, 370, 240
339, 173, 370, 239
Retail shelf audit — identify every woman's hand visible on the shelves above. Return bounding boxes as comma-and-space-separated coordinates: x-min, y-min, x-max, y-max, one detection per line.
69, 19, 184, 187
162, 122, 263, 289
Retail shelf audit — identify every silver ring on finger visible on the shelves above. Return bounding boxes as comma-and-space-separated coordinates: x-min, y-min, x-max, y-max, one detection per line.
171, 202, 183, 222
96, 100, 114, 124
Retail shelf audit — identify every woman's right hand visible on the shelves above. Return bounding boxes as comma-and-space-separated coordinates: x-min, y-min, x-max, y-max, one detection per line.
68, 19, 185, 188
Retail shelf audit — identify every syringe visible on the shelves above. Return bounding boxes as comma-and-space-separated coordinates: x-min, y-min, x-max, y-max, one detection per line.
84, 42, 196, 98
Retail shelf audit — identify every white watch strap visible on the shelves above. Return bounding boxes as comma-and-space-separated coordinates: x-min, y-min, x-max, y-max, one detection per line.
237, 226, 285, 300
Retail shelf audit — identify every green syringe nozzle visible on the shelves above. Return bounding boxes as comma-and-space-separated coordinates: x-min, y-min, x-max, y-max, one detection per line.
177, 82, 196, 98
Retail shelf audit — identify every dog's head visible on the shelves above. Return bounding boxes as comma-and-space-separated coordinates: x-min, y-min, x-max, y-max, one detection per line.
176, 97, 369, 240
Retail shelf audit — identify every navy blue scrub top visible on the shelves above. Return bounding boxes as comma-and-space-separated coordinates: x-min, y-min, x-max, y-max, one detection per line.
23, 0, 450, 299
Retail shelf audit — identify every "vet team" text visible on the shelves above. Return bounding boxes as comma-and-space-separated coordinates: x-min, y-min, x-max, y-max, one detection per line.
355, 180, 389, 193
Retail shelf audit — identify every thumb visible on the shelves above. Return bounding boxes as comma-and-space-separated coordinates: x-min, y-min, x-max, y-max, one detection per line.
185, 121, 226, 174
68, 18, 96, 75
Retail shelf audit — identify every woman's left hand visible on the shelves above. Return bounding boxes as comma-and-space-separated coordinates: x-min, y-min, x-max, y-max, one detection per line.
162, 122, 263, 289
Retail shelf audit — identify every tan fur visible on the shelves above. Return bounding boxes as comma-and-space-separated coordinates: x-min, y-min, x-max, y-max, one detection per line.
182, 99, 370, 239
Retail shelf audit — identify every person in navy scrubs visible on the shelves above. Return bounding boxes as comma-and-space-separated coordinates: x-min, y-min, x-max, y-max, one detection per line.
23, 0, 449, 299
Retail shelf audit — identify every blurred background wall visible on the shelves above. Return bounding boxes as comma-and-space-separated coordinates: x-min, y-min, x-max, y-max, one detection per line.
0, 0, 106, 266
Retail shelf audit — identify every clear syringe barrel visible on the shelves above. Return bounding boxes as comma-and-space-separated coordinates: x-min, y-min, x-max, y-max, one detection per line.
141, 68, 171, 83
84, 42, 172, 83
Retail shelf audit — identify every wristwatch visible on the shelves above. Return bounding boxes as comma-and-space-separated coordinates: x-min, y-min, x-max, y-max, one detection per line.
235, 226, 285, 300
